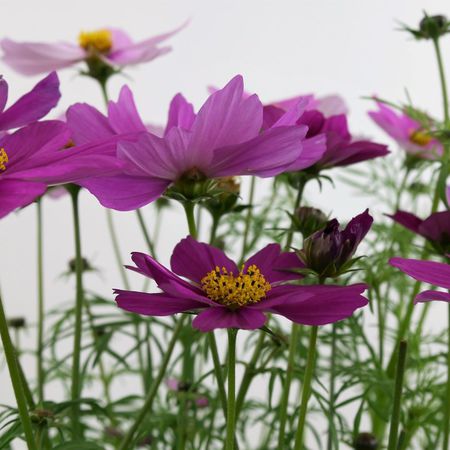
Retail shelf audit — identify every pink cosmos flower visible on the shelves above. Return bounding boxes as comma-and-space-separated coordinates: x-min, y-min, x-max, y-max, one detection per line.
262, 95, 388, 170
368, 101, 442, 159
115, 236, 369, 332
390, 257, 450, 303
0, 72, 60, 131
1, 25, 184, 76
388, 210, 450, 255
78, 75, 314, 211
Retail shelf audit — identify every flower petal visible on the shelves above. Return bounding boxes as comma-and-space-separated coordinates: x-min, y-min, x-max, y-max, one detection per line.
192, 306, 267, 332
0, 72, 61, 131
171, 236, 238, 283
0, 77, 8, 112
0, 179, 46, 219
164, 93, 196, 136
115, 289, 206, 316
285, 134, 327, 171
387, 210, 423, 235
415, 290, 450, 304
389, 257, 450, 290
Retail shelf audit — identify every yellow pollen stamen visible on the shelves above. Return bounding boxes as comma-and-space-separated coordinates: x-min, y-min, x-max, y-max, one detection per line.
409, 129, 432, 147
201, 264, 271, 307
0, 148, 9, 172
78, 29, 113, 53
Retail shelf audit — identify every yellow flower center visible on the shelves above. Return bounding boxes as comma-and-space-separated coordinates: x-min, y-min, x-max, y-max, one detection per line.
201, 264, 271, 308
409, 129, 432, 147
78, 29, 113, 53
0, 148, 9, 172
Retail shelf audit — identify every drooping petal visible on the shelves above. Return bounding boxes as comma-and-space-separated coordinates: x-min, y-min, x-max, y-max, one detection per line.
107, 85, 147, 134
187, 75, 263, 164
0, 179, 46, 219
192, 306, 267, 332
208, 126, 305, 178
420, 211, 450, 243
80, 175, 170, 211
171, 236, 238, 283
115, 290, 207, 316
285, 134, 327, 171
387, 210, 423, 235
0, 72, 61, 130
390, 257, 450, 289
415, 290, 450, 304
0, 77, 8, 112
322, 140, 389, 167
66, 103, 115, 145
268, 283, 368, 325
164, 93, 196, 136
1, 39, 85, 75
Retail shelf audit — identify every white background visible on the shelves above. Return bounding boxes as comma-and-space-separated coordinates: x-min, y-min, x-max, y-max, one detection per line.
0, 0, 449, 447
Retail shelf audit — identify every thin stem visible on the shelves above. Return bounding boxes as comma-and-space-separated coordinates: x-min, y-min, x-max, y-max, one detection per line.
326, 324, 338, 450
0, 289, 37, 450
106, 209, 130, 290
443, 304, 450, 450
209, 214, 220, 245
208, 332, 228, 416
277, 324, 300, 449
225, 329, 237, 450
99, 79, 109, 108
240, 177, 256, 261
285, 180, 306, 250
36, 200, 45, 406
387, 341, 408, 450
118, 316, 186, 450
136, 209, 156, 256
69, 188, 84, 440
293, 326, 319, 450
183, 202, 198, 238
433, 38, 450, 126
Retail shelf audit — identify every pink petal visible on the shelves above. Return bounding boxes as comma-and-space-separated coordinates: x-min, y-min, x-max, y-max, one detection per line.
415, 290, 450, 304
285, 134, 327, 171
0, 77, 8, 112
164, 93, 196, 136
0, 179, 46, 219
387, 211, 423, 235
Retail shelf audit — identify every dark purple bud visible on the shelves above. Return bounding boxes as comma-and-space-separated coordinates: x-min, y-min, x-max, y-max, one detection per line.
353, 432, 378, 450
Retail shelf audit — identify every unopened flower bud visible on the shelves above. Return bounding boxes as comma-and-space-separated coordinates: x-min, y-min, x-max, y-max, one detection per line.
30, 409, 54, 425
295, 206, 328, 238
353, 432, 378, 450
7, 317, 26, 329
419, 14, 448, 39
68, 257, 93, 273
203, 177, 241, 216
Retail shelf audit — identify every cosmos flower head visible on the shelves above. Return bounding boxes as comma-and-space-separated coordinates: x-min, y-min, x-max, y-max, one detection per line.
115, 236, 369, 332
388, 210, 450, 256
390, 257, 450, 304
299, 209, 373, 278
77, 75, 314, 211
0, 72, 60, 132
368, 101, 442, 160
0, 24, 185, 76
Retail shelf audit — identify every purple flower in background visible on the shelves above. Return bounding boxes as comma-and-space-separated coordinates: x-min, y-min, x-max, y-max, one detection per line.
263, 94, 388, 171
1, 25, 184, 76
390, 257, 450, 303
388, 210, 450, 255
368, 101, 442, 159
0, 72, 60, 131
80, 75, 309, 211
115, 236, 368, 332
299, 209, 373, 278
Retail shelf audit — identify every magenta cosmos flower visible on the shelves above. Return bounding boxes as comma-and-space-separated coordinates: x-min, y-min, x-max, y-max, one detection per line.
1, 25, 184, 76
0, 72, 60, 132
0, 120, 124, 219
369, 101, 442, 159
262, 94, 388, 171
77, 75, 312, 210
388, 210, 450, 255
115, 236, 369, 332
390, 257, 450, 303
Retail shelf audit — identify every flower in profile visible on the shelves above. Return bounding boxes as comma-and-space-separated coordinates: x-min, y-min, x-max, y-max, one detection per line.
1, 25, 184, 76
115, 236, 368, 332
388, 210, 450, 255
0, 72, 60, 132
390, 257, 450, 303
80, 75, 310, 210
368, 101, 442, 159
299, 209, 373, 278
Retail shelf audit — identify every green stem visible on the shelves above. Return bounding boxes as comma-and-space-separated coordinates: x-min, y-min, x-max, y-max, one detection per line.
433, 38, 450, 126
209, 214, 220, 245
293, 326, 319, 450
326, 324, 338, 450
443, 304, 450, 450
183, 202, 198, 238
36, 200, 45, 406
277, 324, 300, 449
240, 177, 256, 261
0, 289, 37, 450
69, 187, 84, 440
208, 332, 228, 416
225, 329, 238, 450
285, 180, 306, 250
118, 316, 186, 450
99, 79, 109, 108
387, 341, 408, 450
136, 209, 156, 256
